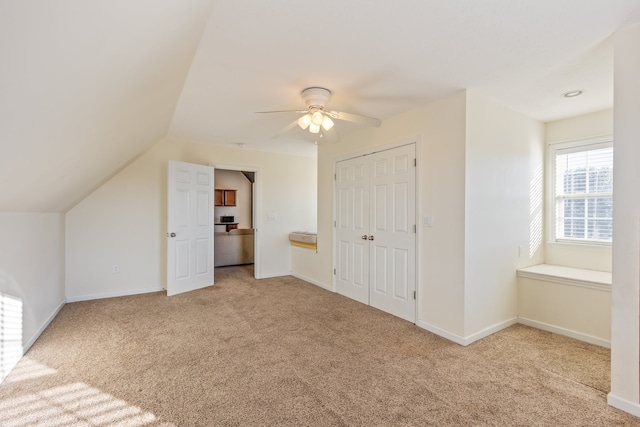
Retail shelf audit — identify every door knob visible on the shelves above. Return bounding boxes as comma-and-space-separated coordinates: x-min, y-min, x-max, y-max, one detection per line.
361, 235, 368, 240
169, 232, 176, 237
368, 235, 374, 240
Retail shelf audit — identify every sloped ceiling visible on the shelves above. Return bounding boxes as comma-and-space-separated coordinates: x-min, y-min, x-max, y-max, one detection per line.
2, 1, 640, 212
0, 0, 214, 212
169, 1, 640, 157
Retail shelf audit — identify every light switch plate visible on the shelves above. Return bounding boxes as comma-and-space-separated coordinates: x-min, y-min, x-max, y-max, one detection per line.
423, 215, 434, 227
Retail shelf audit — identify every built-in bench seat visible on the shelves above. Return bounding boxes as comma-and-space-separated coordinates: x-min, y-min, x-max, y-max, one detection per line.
517, 264, 611, 290
516, 264, 611, 348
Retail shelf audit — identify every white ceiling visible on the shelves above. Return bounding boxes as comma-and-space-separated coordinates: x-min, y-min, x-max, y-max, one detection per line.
170, 0, 640, 157
1, 1, 639, 211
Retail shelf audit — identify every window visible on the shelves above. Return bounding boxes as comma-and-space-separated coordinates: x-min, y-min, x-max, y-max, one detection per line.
552, 139, 613, 244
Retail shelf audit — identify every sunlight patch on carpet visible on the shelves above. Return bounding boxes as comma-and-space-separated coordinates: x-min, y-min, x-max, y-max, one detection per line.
0, 382, 172, 427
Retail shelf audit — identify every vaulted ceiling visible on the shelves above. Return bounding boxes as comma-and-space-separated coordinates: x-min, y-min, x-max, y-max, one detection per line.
2, 1, 639, 212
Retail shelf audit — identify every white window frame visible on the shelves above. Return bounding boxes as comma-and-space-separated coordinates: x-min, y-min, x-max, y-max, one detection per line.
548, 136, 613, 246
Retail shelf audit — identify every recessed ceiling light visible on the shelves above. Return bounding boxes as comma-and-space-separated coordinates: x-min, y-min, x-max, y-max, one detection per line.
562, 90, 583, 98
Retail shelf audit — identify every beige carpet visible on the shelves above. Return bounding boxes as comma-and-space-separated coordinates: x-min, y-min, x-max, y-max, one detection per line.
1, 265, 637, 426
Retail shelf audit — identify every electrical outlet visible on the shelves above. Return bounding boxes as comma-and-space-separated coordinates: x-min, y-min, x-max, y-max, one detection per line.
113, 265, 120, 273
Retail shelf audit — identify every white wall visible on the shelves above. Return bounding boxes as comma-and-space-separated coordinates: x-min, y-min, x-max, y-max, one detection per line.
518, 277, 611, 345
464, 91, 545, 338
313, 91, 468, 338
544, 109, 613, 272
214, 170, 252, 229
609, 23, 640, 415
310, 90, 546, 343
0, 213, 65, 378
66, 138, 317, 300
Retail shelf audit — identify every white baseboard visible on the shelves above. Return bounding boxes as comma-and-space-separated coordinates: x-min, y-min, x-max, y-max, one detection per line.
255, 272, 289, 279
608, 393, 640, 418
518, 317, 611, 348
66, 286, 163, 303
23, 298, 66, 352
290, 272, 331, 291
464, 317, 519, 345
417, 321, 466, 345
2, 298, 66, 384
418, 317, 518, 346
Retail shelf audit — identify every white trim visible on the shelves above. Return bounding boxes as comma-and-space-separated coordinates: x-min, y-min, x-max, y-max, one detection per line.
548, 134, 613, 149
290, 272, 331, 291
608, 393, 640, 418
66, 286, 162, 303
2, 298, 66, 384
333, 136, 419, 163
209, 163, 261, 281
548, 136, 613, 244
464, 317, 519, 346
23, 299, 66, 352
518, 317, 610, 348
417, 320, 467, 345
414, 137, 422, 327
517, 264, 611, 291
254, 272, 290, 279
418, 317, 519, 346
332, 137, 420, 323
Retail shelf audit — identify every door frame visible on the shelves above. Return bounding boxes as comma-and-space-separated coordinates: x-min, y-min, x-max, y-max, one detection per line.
211, 163, 260, 279
332, 136, 422, 323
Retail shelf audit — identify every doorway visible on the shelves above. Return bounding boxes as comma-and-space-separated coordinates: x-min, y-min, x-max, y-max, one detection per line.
213, 166, 259, 278
334, 143, 417, 322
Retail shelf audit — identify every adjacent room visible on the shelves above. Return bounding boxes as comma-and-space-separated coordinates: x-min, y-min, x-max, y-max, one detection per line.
2, 1, 640, 425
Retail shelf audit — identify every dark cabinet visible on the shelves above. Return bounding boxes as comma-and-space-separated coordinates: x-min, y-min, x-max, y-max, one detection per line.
215, 189, 237, 206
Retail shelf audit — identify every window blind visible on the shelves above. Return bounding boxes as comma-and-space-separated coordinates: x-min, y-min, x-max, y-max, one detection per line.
554, 144, 613, 243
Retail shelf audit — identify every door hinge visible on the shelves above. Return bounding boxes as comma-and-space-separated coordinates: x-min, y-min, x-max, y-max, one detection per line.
413, 224, 416, 233
414, 158, 417, 167
413, 291, 416, 300
334, 220, 336, 227
334, 268, 336, 275
334, 173, 337, 180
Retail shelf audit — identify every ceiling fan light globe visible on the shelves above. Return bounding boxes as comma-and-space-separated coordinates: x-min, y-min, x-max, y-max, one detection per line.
311, 111, 324, 126
309, 123, 320, 134
297, 114, 311, 130
321, 116, 334, 131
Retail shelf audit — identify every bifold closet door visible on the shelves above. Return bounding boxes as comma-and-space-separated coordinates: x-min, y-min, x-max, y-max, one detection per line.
335, 144, 416, 322
335, 156, 370, 304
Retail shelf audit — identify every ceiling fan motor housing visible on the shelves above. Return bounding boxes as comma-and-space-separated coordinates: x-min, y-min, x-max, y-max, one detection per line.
301, 87, 331, 109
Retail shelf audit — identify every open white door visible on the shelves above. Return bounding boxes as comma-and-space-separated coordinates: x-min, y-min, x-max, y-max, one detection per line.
167, 160, 214, 296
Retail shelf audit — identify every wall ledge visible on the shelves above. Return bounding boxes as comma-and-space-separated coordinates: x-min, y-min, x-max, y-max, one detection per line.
517, 264, 611, 291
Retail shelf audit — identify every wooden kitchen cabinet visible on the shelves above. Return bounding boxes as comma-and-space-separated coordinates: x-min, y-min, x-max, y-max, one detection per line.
215, 189, 236, 206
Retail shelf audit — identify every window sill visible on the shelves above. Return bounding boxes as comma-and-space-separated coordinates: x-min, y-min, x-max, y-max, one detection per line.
547, 240, 612, 249
517, 264, 611, 292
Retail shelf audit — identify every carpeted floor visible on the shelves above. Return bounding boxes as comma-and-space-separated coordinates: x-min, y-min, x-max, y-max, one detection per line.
1, 265, 638, 426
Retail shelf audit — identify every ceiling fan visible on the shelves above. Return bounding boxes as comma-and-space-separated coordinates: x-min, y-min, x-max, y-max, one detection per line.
257, 87, 381, 144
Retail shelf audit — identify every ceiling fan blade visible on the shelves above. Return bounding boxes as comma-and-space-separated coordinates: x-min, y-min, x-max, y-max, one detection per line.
272, 118, 301, 138
256, 109, 309, 114
328, 110, 381, 127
